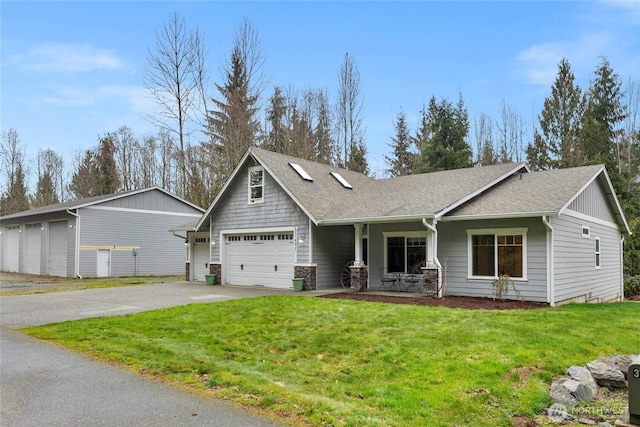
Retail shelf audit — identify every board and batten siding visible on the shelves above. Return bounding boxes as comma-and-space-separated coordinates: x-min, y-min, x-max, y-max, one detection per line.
312, 224, 354, 289
209, 164, 310, 264
78, 206, 200, 277
99, 189, 200, 215
568, 178, 618, 224
437, 218, 548, 302
551, 213, 622, 303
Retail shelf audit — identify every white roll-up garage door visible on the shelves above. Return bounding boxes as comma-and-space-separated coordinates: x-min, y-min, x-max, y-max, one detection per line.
4, 226, 20, 272
48, 220, 68, 277
25, 223, 42, 274
224, 232, 295, 288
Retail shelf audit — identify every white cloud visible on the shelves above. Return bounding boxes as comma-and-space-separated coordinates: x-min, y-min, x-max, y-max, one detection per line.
41, 86, 96, 106
516, 32, 615, 86
12, 43, 126, 73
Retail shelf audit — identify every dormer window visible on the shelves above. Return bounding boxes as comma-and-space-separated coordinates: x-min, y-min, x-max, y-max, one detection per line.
248, 166, 264, 204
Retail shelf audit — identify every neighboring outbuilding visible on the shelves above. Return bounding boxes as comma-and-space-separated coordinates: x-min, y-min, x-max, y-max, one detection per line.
184, 147, 630, 306
0, 187, 204, 278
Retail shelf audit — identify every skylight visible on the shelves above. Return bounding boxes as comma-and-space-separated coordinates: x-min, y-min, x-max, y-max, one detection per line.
330, 172, 352, 189
289, 163, 313, 181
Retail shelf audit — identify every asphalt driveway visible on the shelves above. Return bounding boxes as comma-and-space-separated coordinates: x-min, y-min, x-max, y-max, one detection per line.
0, 280, 321, 426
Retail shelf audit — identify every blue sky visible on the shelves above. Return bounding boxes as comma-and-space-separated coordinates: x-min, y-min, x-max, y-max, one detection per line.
2, 1, 639, 184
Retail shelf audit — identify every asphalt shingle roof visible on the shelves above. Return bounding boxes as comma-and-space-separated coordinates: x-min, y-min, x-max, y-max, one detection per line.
448, 165, 606, 218
252, 148, 527, 223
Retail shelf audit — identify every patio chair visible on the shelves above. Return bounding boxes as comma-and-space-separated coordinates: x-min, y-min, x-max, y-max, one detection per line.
378, 268, 399, 291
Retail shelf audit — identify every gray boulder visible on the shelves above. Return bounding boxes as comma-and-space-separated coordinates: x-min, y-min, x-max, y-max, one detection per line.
549, 379, 580, 408
586, 359, 628, 389
567, 365, 599, 398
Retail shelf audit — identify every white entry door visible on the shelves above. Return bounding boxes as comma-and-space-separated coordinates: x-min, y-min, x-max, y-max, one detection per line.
97, 249, 110, 277
192, 235, 210, 281
224, 232, 295, 288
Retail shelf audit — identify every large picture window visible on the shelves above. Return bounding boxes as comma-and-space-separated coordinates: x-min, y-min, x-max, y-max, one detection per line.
384, 233, 427, 272
467, 228, 527, 279
248, 166, 264, 204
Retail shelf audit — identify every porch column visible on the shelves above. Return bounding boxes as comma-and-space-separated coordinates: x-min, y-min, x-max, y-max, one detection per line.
354, 223, 364, 267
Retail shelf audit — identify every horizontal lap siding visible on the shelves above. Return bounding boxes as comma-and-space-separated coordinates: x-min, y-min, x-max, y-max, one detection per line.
438, 218, 548, 302
313, 225, 354, 289
79, 208, 198, 277
552, 214, 622, 303
210, 166, 310, 265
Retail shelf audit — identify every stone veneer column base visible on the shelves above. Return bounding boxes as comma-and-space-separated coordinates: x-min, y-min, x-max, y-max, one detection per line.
294, 265, 317, 290
349, 266, 369, 292
185, 262, 190, 281
209, 263, 222, 285
422, 268, 439, 296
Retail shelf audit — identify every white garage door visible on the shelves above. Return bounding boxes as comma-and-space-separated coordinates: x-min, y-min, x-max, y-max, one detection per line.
225, 232, 295, 288
5, 226, 20, 273
25, 223, 42, 274
49, 221, 68, 277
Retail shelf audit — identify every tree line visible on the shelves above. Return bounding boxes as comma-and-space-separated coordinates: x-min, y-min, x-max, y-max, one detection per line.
0, 13, 638, 276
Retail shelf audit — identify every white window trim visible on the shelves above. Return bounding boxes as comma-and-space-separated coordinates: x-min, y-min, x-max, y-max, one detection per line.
582, 225, 591, 239
248, 166, 264, 205
466, 227, 528, 281
383, 231, 430, 272
595, 237, 601, 269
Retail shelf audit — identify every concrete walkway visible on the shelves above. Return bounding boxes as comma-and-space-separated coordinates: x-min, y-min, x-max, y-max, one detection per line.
0, 281, 337, 426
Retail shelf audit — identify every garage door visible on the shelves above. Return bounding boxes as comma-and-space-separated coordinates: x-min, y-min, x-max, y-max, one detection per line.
49, 221, 68, 277
25, 223, 41, 274
4, 226, 20, 272
225, 232, 295, 288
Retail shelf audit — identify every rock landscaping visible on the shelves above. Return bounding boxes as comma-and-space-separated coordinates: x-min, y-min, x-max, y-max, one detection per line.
547, 355, 637, 426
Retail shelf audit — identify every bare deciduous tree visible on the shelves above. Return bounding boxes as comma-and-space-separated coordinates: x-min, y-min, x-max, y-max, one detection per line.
336, 52, 367, 172
144, 11, 201, 196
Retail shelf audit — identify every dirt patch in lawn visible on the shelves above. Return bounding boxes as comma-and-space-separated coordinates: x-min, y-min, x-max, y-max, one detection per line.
319, 292, 547, 310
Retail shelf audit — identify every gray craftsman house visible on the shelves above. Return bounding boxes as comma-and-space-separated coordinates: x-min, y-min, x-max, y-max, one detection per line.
181, 147, 630, 306
0, 187, 204, 278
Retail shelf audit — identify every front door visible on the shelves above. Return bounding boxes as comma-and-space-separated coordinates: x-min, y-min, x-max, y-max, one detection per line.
192, 236, 210, 281
97, 249, 110, 277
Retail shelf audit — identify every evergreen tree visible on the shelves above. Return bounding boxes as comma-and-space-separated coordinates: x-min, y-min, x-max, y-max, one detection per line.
385, 110, 414, 177
580, 57, 627, 174
31, 171, 58, 208
538, 58, 585, 169
418, 95, 474, 173
526, 130, 554, 171
1, 164, 29, 215
69, 150, 100, 199
208, 46, 260, 183
96, 133, 121, 195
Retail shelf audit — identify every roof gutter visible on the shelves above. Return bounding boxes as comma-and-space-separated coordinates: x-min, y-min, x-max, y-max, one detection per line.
66, 209, 82, 279
422, 218, 443, 298
542, 215, 554, 307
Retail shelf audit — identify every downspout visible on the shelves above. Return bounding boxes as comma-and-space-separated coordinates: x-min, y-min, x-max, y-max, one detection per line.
542, 216, 554, 307
66, 209, 82, 279
621, 236, 625, 302
422, 218, 443, 298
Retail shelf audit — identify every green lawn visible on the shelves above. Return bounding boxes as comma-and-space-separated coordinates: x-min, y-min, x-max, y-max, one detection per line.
22, 297, 639, 426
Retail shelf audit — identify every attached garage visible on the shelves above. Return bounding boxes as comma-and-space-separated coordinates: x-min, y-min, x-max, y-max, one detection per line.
25, 223, 41, 274
224, 232, 295, 288
5, 225, 20, 272
48, 220, 68, 277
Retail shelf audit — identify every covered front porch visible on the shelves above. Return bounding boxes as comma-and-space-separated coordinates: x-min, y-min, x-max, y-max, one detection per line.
334, 219, 444, 296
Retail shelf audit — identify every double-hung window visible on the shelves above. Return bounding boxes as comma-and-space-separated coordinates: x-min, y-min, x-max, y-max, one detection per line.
248, 166, 264, 204
595, 237, 601, 269
467, 228, 527, 280
384, 232, 427, 272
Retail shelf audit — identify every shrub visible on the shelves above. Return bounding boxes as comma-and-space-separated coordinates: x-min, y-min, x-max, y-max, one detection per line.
624, 275, 640, 298
490, 274, 521, 301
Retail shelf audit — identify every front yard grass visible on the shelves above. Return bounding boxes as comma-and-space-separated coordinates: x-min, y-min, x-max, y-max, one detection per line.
22, 297, 639, 426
